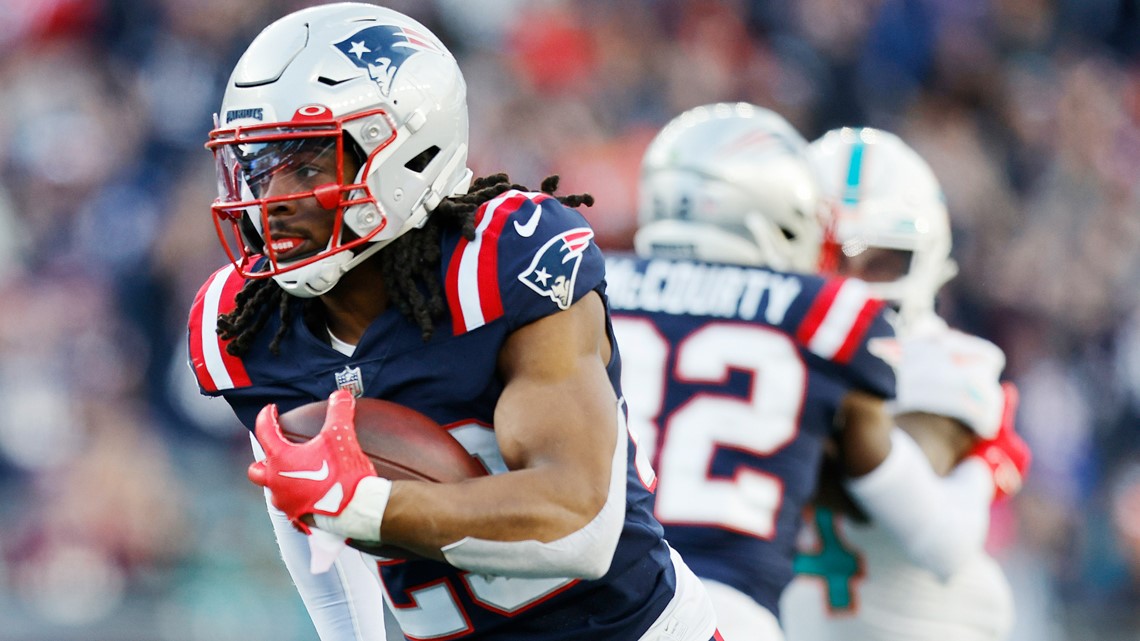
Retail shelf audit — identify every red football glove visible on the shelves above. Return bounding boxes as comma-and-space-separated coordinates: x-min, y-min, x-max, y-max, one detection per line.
248, 390, 377, 534
967, 382, 1032, 502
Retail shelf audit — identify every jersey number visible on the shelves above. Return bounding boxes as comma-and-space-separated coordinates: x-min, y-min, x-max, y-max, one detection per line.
613, 318, 806, 539
792, 507, 862, 611
382, 423, 575, 639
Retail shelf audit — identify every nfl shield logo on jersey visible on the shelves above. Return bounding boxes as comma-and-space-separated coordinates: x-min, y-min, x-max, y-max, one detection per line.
519, 228, 595, 310
335, 366, 364, 398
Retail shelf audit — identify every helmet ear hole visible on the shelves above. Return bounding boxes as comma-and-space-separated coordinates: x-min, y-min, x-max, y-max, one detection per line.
344, 136, 368, 176
404, 146, 441, 173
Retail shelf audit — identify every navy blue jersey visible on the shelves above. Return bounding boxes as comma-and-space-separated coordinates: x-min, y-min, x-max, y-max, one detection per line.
188, 192, 678, 640
605, 253, 896, 617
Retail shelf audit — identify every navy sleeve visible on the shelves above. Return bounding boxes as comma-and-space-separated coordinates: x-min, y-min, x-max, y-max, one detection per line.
781, 274, 897, 399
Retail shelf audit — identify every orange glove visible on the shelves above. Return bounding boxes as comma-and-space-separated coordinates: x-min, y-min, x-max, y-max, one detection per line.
967, 382, 1031, 501
248, 390, 377, 533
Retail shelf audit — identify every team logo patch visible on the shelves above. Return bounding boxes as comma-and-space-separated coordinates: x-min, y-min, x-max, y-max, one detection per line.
335, 366, 364, 398
518, 228, 594, 310
333, 25, 445, 96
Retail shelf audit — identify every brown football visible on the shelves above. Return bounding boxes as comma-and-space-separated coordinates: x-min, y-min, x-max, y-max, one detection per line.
276, 397, 487, 557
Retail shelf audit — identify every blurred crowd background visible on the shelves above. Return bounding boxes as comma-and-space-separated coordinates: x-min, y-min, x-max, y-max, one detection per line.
0, 0, 1137, 639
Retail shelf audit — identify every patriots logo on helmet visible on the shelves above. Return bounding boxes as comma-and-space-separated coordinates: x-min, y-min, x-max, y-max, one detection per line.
519, 228, 595, 310
334, 25, 445, 96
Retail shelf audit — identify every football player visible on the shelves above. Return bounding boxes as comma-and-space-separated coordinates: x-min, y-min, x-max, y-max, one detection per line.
187, 4, 719, 640
779, 127, 1032, 641
607, 102, 957, 641
608, 104, 1032, 641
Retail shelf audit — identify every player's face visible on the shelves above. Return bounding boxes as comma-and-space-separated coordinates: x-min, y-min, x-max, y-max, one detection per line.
244, 137, 362, 262
836, 247, 911, 284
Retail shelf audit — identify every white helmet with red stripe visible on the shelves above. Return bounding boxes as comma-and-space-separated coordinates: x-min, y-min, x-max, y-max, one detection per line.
207, 2, 473, 297
808, 127, 957, 332
635, 102, 824, 272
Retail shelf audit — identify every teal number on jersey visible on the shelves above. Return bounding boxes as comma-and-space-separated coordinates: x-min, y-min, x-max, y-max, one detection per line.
793, 508, 861, 611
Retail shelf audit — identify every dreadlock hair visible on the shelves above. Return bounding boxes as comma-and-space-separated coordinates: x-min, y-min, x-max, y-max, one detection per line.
217, 173, 595, 357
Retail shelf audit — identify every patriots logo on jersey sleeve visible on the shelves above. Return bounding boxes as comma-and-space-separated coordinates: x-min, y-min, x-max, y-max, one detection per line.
518, 228, 595, 310
334, 25, 445, 96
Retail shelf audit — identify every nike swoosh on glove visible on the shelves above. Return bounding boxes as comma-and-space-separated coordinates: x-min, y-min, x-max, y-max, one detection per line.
967, 382, 1032, 501
248, 389, 378, 534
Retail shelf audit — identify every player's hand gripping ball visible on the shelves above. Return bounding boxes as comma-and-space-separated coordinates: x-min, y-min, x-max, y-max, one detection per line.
248, 390, 487, 557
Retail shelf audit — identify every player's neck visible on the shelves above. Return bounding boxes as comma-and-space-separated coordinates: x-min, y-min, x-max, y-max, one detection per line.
327, 327, 356, 355
319, 262, 389, 346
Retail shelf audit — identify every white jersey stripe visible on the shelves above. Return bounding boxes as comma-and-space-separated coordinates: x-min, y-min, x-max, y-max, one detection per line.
200, 264, 236, 391
455, 191, 516, 332
807, 279, 871, 360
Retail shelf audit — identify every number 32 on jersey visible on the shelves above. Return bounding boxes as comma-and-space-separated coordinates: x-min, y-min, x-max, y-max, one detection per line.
613, 318, 805, 539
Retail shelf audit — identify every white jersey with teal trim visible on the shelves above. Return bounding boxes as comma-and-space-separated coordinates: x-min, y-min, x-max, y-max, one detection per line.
779, 506, 1014, 641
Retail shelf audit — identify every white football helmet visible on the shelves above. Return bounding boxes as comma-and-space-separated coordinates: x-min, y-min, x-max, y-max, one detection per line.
808, 127, 957, 331
635, 102, 824, 272
207, 2, 473, 297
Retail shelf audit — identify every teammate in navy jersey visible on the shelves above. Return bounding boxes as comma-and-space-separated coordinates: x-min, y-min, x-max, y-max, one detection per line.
607, 103, 973, 641
187, 4, 718, 640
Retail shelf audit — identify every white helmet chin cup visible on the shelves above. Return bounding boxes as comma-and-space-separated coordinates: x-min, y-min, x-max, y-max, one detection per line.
209, 2, 472, 296
271, 251, 355, 298
808, 127, 955, 331
637, 102, 824, 271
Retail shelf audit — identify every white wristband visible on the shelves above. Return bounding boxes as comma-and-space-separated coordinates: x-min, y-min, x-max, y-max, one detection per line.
312, 476, 392, 543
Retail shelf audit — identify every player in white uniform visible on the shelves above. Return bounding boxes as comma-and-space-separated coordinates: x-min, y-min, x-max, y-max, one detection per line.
610, 105, 1027, 641
779, 127, 1033, 641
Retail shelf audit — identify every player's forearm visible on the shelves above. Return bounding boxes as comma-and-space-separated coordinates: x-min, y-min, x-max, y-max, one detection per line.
379, 401, 628, 581
381, 465, 608, 558
844, 429, 993, 580
309, 396, 627, 578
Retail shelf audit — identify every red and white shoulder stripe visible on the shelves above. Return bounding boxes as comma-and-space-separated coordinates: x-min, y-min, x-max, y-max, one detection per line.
444, 190, 550, 335
794, 278, 885, 364
188, 264, 252, 393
